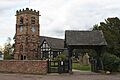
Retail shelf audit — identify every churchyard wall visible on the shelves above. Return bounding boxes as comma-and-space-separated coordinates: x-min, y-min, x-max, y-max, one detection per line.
0, 60, 47, 74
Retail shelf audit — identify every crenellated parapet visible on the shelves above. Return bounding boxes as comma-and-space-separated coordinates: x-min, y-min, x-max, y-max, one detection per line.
16, 8, 40, 16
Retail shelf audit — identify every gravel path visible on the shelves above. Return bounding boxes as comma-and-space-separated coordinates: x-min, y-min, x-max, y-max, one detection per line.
0, 71, 119, 80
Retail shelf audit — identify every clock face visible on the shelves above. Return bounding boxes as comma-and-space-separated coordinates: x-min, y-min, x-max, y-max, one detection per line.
20, 26, 23, 32
31, 26, 35, 32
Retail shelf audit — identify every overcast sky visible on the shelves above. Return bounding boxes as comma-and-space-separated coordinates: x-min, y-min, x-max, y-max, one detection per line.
0, 0, 120, 47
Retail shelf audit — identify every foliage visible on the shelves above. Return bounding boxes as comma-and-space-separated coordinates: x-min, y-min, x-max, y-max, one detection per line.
102, 53, 120, 72
118, 65, 120, 72
72, 62, 91, 71
3, 37, 14, 60
73, 49, 97, 60
55, 53, 68, 61
93, 17, 120, 57
0, 46, 3, 52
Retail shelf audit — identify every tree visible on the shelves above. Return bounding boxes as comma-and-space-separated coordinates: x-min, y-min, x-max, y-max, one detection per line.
102, 53, 120, 72
93, 17, 120, 57
3, 37, 14, 60
0, 46, 3, 52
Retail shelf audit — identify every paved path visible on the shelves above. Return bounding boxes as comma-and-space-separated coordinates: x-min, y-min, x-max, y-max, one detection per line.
0, 71, 119, 80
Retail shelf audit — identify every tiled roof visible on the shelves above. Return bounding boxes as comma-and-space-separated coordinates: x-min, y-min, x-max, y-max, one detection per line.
65, 30, 107, 46
40, 36, 64, 49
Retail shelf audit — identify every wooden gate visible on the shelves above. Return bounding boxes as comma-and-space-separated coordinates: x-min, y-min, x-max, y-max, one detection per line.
48, 60, 69, 73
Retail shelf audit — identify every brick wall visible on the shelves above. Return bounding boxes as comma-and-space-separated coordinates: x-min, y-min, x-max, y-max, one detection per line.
0, 60, 47, 74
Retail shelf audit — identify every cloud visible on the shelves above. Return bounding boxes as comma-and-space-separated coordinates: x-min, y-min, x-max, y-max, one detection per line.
1, 0, 120, 46
43, 0, 120, 40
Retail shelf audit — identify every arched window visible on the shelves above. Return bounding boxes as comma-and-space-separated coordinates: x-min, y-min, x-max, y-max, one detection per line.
31, 16, 35, 24
20, 55, 27, 60
24, 56, 27, 60
20, 16, 23, 25
21, 55, 23, 60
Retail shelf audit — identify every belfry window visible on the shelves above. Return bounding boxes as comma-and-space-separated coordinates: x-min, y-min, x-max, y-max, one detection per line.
20, 16, 23, 25
31, 16, 35, 24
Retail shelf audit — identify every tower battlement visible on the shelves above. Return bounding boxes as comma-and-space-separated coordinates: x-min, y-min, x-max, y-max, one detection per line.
16, 8, 40, 16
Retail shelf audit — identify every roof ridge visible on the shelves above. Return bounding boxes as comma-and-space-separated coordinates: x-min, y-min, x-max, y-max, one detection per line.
65, 30, 101, 32
40, 36, 64, 40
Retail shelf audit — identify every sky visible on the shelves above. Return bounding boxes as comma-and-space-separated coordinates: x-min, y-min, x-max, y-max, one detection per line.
0, 0, 120, 47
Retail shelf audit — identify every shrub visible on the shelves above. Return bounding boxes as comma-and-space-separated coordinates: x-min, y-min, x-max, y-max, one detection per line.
55, 53, 68, 61
102, 53, 120, 72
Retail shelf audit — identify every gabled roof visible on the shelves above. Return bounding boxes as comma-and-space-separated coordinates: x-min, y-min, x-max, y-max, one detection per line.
65, 30, 107, 46
40, 36, 64, 49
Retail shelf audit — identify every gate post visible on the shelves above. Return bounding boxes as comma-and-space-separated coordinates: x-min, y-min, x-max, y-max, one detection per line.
58, 60, 64, 74
91, 58, 97, 72
68, 47, 73, 74
58, 61, 61, 74
47, 60, 49, 73
95, 46, 104, 72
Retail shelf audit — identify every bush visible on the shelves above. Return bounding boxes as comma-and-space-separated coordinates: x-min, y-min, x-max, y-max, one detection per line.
55, 53, 68, 61
102, 53, 120, 72
4, 54, 14, 60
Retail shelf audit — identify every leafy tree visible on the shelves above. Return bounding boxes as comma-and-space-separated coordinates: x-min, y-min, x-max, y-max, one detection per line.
0, 46, 3, 52
93, 17, 120, 57
3, 37, 14, 60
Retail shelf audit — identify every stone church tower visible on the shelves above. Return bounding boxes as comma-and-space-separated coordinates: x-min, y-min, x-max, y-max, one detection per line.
14, 8, 40, 60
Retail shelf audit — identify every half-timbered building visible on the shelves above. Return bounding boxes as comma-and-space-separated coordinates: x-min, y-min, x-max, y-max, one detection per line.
40, 36, 65, 60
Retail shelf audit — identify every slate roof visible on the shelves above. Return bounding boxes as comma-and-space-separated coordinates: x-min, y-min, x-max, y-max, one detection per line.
40, 36, 64, 49
65, 30, 107, 46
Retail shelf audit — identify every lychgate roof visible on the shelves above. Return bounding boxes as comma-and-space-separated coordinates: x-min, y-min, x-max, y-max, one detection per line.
40, 36, 64, 49
65, 30, 107, 46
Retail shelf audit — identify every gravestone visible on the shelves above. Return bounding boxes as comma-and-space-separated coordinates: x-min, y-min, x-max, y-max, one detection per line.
82, 53, 90, 65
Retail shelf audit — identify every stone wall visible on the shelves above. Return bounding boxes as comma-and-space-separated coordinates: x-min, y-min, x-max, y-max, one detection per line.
0, 60, 47, 74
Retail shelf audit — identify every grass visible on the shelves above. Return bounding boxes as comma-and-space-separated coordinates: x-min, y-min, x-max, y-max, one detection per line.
72, 63, 91, 71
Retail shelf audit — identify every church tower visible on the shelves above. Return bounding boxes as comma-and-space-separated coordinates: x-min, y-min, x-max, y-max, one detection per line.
14, 8, 40, 60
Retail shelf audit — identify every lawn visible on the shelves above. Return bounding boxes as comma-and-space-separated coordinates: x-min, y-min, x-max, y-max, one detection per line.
72, 63, 91, 71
